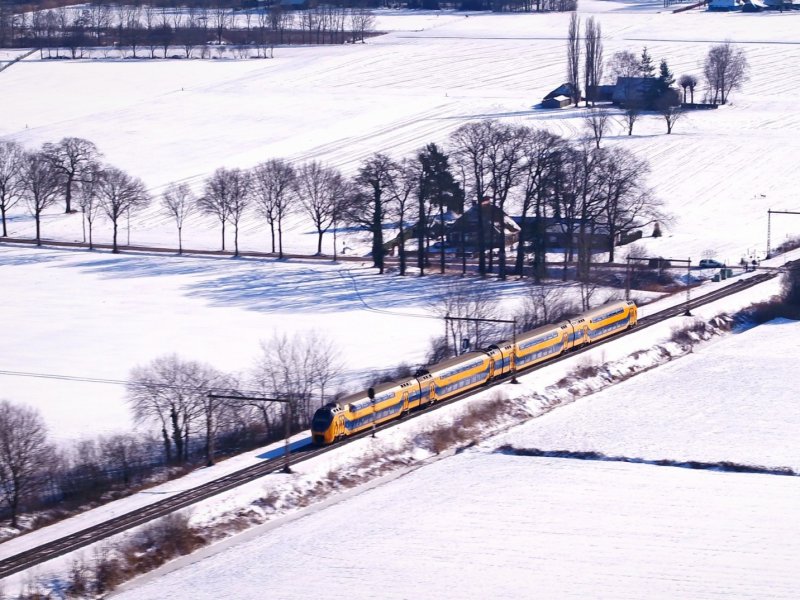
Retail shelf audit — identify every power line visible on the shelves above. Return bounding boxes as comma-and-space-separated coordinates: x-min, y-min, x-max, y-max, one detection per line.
0, 370, 264, 397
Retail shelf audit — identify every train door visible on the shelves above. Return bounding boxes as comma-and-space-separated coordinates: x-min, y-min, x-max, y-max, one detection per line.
429, 383, 436, 404
402, 392, 409, 416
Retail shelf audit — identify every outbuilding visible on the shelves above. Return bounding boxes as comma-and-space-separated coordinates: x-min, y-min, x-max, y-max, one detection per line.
542, 95, 571, 109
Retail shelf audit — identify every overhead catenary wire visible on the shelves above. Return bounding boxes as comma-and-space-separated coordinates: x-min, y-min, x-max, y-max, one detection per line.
0, 369, 266, 398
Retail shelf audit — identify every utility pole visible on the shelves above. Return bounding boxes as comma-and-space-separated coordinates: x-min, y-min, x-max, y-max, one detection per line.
444, 314, 519, 383
766, 208, 800, 260
207, 392, 293, 473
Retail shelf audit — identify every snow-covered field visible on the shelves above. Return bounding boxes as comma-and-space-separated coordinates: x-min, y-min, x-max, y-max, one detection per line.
2, 2, 800, 260
3, 0, 800, 440
110, 318, 800, 600
3, 2, 800, 596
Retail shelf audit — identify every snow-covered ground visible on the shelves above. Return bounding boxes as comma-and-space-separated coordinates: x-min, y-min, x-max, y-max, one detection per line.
2, 2, 800, 595
0, 266, 787, 593
2, 3, 800, 260
0, 243, 535, 441
108, 318, 800, 600
3, 1, 800, 440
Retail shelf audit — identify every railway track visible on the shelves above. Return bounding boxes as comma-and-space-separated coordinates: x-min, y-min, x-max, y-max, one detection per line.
0, 268, 783, 580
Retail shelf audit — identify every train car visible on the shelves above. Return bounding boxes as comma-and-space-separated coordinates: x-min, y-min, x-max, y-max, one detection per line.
414, 351, 494, 405
577, 300, 638, 344
310, 377, 422, 445
511, 321, 572, 371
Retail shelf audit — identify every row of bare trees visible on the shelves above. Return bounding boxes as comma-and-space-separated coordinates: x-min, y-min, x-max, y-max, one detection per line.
126, 333, 340, 472
0, 138, 149, 250
2, 3, 377, 57
3, 122, 659, 282
0, 330, 341, 529
0, 399, 161, 529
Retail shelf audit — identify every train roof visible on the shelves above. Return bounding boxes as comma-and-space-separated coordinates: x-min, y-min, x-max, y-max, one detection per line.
576, 300, 634, 322
417, 351, 488, 377
336, 377, 418, 407
513, 321, 568, 345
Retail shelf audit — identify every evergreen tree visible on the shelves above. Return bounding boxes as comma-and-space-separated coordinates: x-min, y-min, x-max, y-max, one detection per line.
657, 58, 675, 92
640, 46, 655, 78
417, 144, 463, 274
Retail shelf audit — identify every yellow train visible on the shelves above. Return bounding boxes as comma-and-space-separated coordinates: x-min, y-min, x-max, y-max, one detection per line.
310, 300, 637, 445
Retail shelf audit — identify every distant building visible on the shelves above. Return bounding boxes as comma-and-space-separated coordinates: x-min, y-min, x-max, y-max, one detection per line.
447, 200, 520, 249
708, 0, 745, 9
512, 216, 615, 252
541, 95, 571, 109
612, 77, 680, 108
543, 83, 578, 101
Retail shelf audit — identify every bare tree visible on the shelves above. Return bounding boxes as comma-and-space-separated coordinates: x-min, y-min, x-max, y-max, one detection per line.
127, 355, 220, 465
295, 161, 343, 255
225, 170, 250, 257
76, 162, 103, 250
703, 41, 749, 105
344, 153, 398, 274
198, 167, 244, 252
566, 12, 581, 107
0, 400, 50, 528
193, 371, 233, 466
387, 157, 419, 276
583, 17, 603, 107
41, 137, 101, 214
485, 123, 527, 280
583, 108, 611, 149
619, 103, 642, 136
517, 283, 574, 330
607, 49, 640, 82
212, 1, 230, 45
0, 140, 24, 237
21, 151, 60, 245
250, 159, 296, 258
677, 73, 696, 104
429, 280, 502, 355
450, 121, 498, 276
97, 166, 151, 252
158, 7, 174, 58
349, 7, 375, 43
659, 101, 684, 134
597, 146, 664, 262
254, 332, 341, 430
161, 183, 196, 254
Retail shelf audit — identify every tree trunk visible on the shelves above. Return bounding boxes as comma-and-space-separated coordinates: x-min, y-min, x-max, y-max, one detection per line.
417, 193, 426, 276
112, 220, 118, 253
170, 408, 183, 463
269, 221, 276, 253
205, 414, 215, 466
178, 226, 183, 254
439, 203, 445, 274
278, 222, 284, 259
234, 223, 239, 257
398, 220, 406, 276
1, 205, 7, 237
65, 173, 74, 213
161, 426, 172, 463
317, 230, 323, 255
35, 212, 41, 245
220, 220, 226, 251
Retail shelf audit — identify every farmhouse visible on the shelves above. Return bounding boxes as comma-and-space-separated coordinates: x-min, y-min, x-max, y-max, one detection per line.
446, 201, 520, 249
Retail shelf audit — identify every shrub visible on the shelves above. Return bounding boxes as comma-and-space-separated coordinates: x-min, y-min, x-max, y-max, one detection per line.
774, 236, 800, 255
